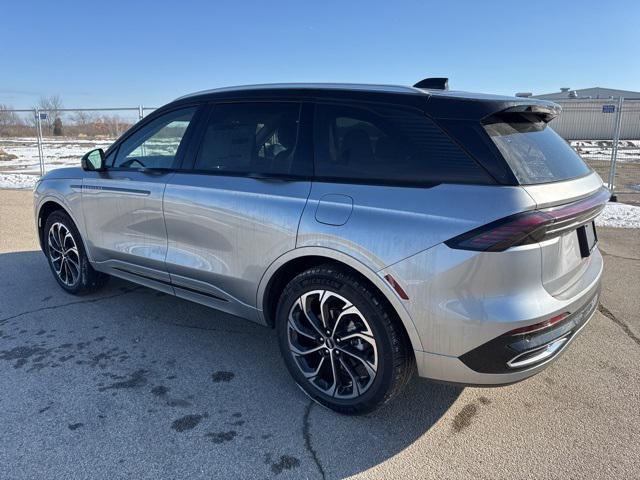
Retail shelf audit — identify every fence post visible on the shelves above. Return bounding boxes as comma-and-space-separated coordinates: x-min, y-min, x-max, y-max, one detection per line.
607, 96, 624, 200
35, 108, 45, 177
138, 105, 144, 120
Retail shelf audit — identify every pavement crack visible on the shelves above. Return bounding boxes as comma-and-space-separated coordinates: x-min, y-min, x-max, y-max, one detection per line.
302, 401, 326, 480
0, 287, 140, 325
599, 248, 640, 262
598, 303, 640, 347
151, 320, 259, 336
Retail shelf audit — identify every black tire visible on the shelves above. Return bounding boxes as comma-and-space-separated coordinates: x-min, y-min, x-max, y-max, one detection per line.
43, 210, 109, 295
276, 263, 414, 415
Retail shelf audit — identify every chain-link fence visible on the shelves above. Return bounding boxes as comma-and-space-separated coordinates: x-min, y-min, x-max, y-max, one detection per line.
1, 100, 639, 196
0, 107, 155, 188
550, 98, 640, 198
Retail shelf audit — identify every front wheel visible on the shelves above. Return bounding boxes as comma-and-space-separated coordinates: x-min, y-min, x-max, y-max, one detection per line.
276, 264, 414, 415
44, 210, 109, 294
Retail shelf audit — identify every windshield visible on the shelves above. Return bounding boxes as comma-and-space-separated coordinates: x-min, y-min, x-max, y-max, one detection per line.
484, 112, 592, 185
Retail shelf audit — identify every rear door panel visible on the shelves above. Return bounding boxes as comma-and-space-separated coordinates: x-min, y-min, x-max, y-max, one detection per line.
162, 100, 312, 318
163, 175, 311, 316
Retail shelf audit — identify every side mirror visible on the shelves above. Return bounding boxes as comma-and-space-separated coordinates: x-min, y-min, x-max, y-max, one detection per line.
81, 148, 105, 171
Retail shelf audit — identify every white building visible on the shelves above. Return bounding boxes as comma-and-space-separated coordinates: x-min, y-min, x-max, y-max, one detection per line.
515, 87, 640, 140
530, 87, 640, 101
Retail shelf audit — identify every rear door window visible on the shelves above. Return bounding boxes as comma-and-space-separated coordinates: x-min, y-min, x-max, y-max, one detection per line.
313, 102, 493, 185
483, 112, 592, 184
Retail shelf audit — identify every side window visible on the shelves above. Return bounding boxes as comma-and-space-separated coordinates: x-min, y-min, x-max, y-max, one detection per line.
313, 103, 492, 184
104, 147, 117, 167
194, 102, 305, 176
112, 107, 196, 169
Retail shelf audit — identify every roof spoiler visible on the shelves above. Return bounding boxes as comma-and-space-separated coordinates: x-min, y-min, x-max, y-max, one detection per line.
414, 77, 449, 90
490, 104, 562, 123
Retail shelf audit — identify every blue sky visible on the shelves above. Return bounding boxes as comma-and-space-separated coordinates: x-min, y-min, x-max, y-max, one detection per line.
2, 0, 638, 108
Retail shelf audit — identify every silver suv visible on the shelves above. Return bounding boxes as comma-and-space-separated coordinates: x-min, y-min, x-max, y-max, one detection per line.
34, 81, 606, 414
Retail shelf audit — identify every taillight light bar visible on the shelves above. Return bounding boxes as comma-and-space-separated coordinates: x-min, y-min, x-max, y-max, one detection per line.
445, 187, 609, 252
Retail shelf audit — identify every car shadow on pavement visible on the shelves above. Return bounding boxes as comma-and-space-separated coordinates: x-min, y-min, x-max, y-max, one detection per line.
0, 251, 462, 479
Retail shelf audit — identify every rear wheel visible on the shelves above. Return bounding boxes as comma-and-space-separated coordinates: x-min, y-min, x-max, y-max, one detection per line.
276, 264, 414, 414
44, 210, 109, 294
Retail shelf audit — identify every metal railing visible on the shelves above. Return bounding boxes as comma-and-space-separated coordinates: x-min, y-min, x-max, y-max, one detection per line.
550, 98, 640, 198
0, 107, 156, 187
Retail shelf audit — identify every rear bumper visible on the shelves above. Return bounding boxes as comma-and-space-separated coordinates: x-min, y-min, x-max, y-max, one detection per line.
459, 285, 600, 374
381, 239, 603, 385
414, 283, 599, 385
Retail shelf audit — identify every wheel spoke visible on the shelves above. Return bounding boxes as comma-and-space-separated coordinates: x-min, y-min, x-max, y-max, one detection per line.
298, 292, 327, 336
54, 256, 64, 275
48, 227, 62, 251
331, 304, 358, 337
302, 356, 326, 379
61, 258, 70, 284
338, 356, 361, 396
326, 354, 338, 397
66, 255, 80, 275
338, 332, 376, 350
56, 226, 65, 252
288, 317, 319, 341
318, 290, 332, 330
290, 344, 324, 356
63, 231, 73, 248
48, 237, 63, 254
337, 346, 377, 378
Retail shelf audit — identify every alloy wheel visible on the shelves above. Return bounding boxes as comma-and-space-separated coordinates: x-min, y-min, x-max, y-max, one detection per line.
47, 222, 80, 287
287, 290, 378, 399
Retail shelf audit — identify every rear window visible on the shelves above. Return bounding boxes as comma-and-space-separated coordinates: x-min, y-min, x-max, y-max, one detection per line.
484, 112, 591, 184
313, 102, 493, 185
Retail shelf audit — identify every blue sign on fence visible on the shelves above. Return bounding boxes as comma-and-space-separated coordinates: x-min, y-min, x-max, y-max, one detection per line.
602, 105, 616, 113
39, 113, 48, 120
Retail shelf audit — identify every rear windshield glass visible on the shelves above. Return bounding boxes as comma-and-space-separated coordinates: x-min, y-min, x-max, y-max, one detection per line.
483, 112, 591, 184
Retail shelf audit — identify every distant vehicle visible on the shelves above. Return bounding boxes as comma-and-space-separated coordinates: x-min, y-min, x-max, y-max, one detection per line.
34, 80, 606, 414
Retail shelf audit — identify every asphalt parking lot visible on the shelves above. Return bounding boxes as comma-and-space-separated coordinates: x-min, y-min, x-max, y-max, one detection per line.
1, 189, 639, 480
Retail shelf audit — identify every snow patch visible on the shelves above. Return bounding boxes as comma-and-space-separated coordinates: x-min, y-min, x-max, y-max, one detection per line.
0, 137, 114, 176
596, 202, 640, 229
0, 173, 39, 189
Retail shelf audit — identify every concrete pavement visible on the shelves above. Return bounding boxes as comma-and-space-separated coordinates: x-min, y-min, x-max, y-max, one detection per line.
1, 189, 638, 479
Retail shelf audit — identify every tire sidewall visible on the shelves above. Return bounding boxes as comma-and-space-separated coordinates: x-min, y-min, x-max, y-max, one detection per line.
276, 268, 397, 414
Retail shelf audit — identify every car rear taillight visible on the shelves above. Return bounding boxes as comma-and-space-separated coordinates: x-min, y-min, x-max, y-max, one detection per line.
445, 187, 609, 252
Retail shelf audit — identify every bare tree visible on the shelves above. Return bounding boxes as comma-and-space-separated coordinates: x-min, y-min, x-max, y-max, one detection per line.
71, 110, 94, 126
96, 114, 126, 138
0, 104, 23, 136
37, 95, 64, 133
0, 104, 20, 125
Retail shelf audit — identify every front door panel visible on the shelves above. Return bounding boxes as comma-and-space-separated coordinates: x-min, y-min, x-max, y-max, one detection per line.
82, 170, 173, 284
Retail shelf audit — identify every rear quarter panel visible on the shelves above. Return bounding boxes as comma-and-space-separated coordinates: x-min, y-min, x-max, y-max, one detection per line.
297, 182, 536, 271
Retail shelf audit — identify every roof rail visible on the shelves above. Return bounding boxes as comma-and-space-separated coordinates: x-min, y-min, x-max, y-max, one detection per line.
413, 77, 449, 90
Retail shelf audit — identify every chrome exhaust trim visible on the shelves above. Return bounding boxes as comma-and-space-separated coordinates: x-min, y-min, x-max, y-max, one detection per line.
506, 336, 569, 369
